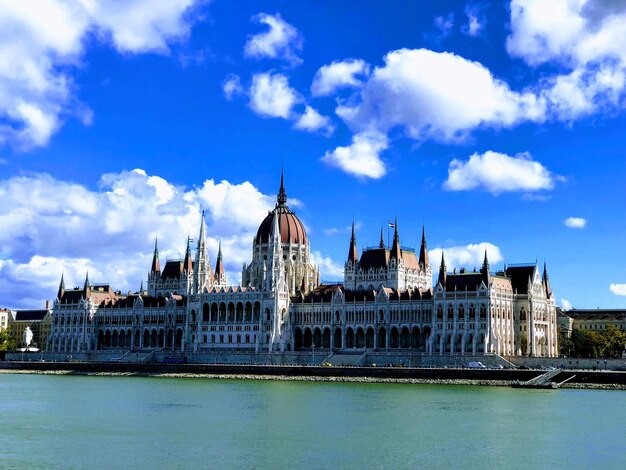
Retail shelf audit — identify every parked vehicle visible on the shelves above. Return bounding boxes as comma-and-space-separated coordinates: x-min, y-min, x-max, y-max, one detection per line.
468, 361, 486, 369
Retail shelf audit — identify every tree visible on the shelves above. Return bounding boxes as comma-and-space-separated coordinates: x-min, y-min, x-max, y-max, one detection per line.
597, 325, 626, 358
0, 328, 16, 352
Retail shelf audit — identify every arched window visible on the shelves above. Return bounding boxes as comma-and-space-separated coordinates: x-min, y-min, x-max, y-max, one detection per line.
202, 303, 210, 322
447, 305, 454, 320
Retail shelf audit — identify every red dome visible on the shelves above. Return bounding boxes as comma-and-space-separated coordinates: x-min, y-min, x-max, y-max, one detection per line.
255, 205, 307, 245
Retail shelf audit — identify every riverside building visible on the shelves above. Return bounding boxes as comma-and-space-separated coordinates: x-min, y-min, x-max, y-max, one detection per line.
47, 174, 558, 358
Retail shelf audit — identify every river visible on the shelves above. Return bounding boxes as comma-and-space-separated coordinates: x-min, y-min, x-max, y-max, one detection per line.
0, 374, 624, 469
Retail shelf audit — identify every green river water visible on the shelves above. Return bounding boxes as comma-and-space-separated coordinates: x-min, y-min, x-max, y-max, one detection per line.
0, 374, 624, 469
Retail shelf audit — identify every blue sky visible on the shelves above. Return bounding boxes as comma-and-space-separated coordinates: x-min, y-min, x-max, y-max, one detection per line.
1, 0, 625, 309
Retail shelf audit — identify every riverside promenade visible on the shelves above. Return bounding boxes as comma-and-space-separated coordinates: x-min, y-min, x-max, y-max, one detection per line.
2, 360, 625, 389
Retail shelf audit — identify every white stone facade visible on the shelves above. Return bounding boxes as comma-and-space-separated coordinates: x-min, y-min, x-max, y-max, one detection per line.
46, 175, 558, 358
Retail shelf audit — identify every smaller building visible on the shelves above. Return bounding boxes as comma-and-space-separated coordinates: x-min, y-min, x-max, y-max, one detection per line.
560, 309, 626, 335
0, 308, 10, 331
6, 307, 52, 350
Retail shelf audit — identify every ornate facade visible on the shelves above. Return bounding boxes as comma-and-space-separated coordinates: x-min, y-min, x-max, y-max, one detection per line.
47, 174, 558, 358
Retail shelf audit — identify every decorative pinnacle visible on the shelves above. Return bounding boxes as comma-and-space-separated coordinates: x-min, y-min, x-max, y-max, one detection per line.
277, 168, 287, 206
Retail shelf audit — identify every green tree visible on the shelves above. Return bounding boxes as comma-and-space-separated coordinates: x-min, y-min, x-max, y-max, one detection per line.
597, 325, 626, 358
0, 328, 16, 352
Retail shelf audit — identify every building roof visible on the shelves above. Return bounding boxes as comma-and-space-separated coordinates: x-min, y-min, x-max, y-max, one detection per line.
161, 260, 184, 280
255, 174, 307, 245
561, 309, 626, 321
505, 265, 536, 294
292, 284, 433, 304
13, 310, 48, 321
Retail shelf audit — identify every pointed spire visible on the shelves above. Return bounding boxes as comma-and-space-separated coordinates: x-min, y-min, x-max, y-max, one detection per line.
151, 238, 160, 273
57, 273, 65, 301
481, 249, 490, 284
183, 236, 193, 273
379, 227, 385, 248
542, 260, 552, 297
347, 220, 358, 263
438, 252, 447, 287
215, 240, 225, 279
390, 217, 401, 260
83, 271, 91, 298
277, 168, 287, 206
140, 280, 144, 294
419, 224, 429, 269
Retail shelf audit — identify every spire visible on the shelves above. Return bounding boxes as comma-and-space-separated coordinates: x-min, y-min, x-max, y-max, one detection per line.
438, 252, 447, 287
139, 280, 144, 294
543, 260, 552, 297
151, 238, 160, 273
194, 209, 212, 294
183, 236, 193, 273
481, 249, 490, 284
379, 227, 385, 248
390, 217, 401, 260
215, 240, 225, 279
419, 224, 429, 269
57, 273, 65, 301
277, 168, 287, 206
83, 271, 91, 298
347, 220, 358, 263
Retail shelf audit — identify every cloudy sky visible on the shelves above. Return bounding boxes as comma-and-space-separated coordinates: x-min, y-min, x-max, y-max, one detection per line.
1, 0, 625, 309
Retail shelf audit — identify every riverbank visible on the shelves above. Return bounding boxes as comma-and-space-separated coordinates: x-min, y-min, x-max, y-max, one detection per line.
2, 362, 625, 390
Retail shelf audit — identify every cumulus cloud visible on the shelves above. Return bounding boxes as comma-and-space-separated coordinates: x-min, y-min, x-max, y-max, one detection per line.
564, 217, 587, 229
0, 0, 200, 151
294, 106, 334, 135
507, 0, 626, 120
560, 298, 573, 310
222, 74, 243, 100
311, 251, 343, 281
249, 72, 301, 119
0, 169, 283, 308
311, 59, 370, 97
321, 131, 388, 179
429, 242, 503, 275
335, 48, 545, 145
610, 283, 626, 296
244, 13, 302, 66
444, 151, 557, 194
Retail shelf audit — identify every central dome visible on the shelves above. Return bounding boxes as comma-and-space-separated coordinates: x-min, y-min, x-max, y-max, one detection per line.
255, 173, 307, 245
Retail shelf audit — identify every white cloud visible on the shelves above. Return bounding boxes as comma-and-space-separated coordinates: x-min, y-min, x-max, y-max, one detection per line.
507, 0, 626, 120
564, 217, 587, 229
244, 13, 302, 66
249, 72, 300, 119
0, 0, 201, 151
335, 48, 545, 145
222, 74, 243, 100
429, 242, 503, 274
444, 151, 557, 194
434, 13, 455, 39
560, 298, 573, 310
311, 251, 343, 281
294, 106, 334, 135
462, 4, 485, 37
321, 131, 388, 179
311, 59, 370, 97
610, 283, 626, 296
0, 169, 280, 308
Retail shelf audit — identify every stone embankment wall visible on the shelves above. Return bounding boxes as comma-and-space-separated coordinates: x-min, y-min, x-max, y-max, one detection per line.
2, 360, 626, 386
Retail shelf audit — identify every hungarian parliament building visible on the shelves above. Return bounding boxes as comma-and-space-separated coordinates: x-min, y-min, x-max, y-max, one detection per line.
48, 174, 558, 358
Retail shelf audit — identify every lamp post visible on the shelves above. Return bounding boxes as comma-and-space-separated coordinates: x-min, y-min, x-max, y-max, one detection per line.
312, 343, 315, 365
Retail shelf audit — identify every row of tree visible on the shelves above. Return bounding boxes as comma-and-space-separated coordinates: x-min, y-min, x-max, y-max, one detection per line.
560, 325, 626, 358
